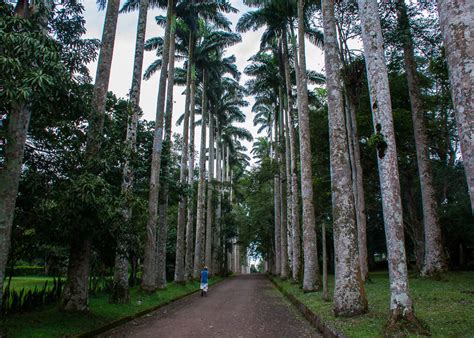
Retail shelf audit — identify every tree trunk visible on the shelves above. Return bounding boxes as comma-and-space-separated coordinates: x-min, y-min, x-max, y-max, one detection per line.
278, 87, 289, 279
205, 112, 214, 275
436, 0, 473, 212
213, 123, 222, 275
111, 0, 149, 304
193, 70, 208, 279
358, 0, 415, 324
62, 0, 120, 311
142, 0, 173, 292
323, 0, 368, 316
346, 97, 369, 281
0, 104, 31, 308
175, 31, 193, 284
273, 114, 282, 276
322, 221, 329, 301
297, 0, 320, 291
396, 2, 447, 276
185, 62, 197, 281
61, 238, 92, 312
156, 15, 176, 289
282, 31, 302, 283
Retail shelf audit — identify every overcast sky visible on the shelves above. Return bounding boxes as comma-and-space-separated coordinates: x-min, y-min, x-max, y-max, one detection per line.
83, 0, 325, 165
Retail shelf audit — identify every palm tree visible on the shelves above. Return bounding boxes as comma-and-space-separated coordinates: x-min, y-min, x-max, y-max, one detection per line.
61, 0, 121, 311
357, 0, 416, 325
142, 0, 174, 293
110, 0, 150, 305
436, 0, 473, 212
296, 0, 320, 292
322, 0, 367, 316
396, 1, 446, 277
192, 28, 242, 278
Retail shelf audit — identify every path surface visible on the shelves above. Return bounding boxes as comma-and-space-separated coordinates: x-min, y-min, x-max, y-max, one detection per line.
104, 274, 319, 337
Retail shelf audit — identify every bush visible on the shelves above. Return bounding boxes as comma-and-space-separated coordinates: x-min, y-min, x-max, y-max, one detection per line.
6, 266, 45, 276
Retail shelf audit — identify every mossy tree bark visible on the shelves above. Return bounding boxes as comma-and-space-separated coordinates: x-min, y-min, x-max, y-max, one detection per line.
323, 0, 368, 316
357, 0, 416, 324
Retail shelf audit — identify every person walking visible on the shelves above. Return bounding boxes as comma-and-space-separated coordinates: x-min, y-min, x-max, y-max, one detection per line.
200, 266, 209, 296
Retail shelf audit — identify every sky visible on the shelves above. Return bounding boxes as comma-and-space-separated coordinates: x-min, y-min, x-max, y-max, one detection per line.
83, 0, 325, 166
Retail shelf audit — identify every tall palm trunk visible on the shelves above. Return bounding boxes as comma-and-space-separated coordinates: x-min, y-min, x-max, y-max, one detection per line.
111, 0, 149, 304
323, 0, 367, 317
297, 0, 320, 291
357, 0, 415, 324
175, 32, 193, 284
205, 112, 215, 274
213, 123, 222, 274
0, 104, 30, 308
278, 87, 289, 279
273, 114, 282, 276
185, 64, 197, 280
156, 14, 177, 289
397, 2, 446, 277
282, 30, 301, 282
436, 0, 473, 212
346, 97, 368, 281
61, 0, 120, 311
193, 70, 208, 279
142, 0, 173, 292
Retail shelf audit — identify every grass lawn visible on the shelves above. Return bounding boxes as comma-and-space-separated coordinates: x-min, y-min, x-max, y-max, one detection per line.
1, 277, 223, 337
273, 271, 474, 336
4, 277, 59, 291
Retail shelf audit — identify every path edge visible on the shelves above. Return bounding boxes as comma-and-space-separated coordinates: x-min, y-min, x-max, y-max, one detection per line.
77, 278, 227, 338
268, 276, 346, 338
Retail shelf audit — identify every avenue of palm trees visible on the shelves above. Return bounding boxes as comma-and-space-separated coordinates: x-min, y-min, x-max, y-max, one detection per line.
0, 0, 472, 334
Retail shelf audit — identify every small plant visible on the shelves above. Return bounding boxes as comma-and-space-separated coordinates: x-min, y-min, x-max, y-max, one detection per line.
368, 124, 388, 159
2, 278, 63, 315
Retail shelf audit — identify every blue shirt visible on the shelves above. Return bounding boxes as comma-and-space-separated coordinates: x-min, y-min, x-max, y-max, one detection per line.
201, 269, 208, 284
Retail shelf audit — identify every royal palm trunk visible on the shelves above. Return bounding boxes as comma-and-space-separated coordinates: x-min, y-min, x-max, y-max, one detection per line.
297, 0, 320, 291
156, 15, 177, 289
112, 0, 149, 304
397, 2, 446, 276
357, 0, 415, 323
175, 32, 193, 284
193, 70, 208, 279
323, 0, 367, 316
205, 112, 215, 275
142, 0, 173, 292
436, 0, 473, 212
282, 31, 302, 282
62, 0, 120, 311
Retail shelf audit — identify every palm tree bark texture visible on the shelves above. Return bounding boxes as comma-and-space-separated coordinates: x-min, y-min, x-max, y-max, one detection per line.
357, 0, 418, 326
322, 0, 367, 317
62, 0, 120, 312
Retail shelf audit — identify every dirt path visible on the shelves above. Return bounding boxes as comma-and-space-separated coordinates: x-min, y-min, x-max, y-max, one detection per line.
104, 274, 319, 337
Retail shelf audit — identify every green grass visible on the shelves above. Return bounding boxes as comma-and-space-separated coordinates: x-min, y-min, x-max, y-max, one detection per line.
4, 277, 59, 291
273, 271, 474, 337
2, 277, 223, 337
